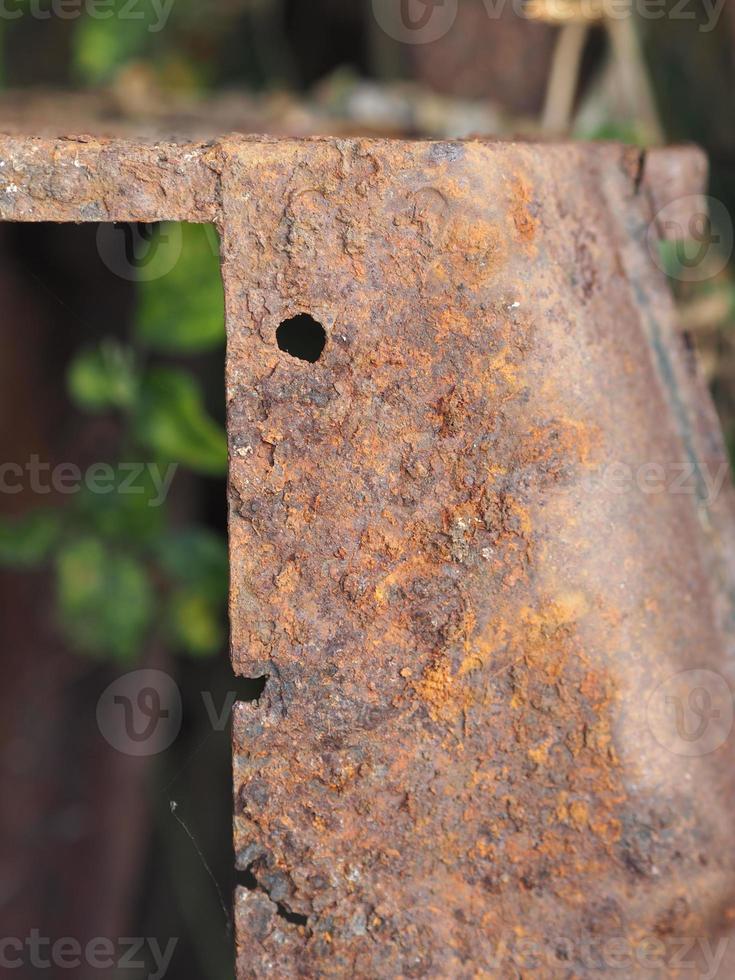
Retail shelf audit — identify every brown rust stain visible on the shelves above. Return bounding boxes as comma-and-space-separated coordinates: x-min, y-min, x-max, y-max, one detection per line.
223, 140, 735, 977
0, 123, 729, 976
508, 174, 539, 246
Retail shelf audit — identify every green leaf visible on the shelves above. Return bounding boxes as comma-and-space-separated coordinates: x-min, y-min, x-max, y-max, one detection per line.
575, 120, 645, 146
72, 7, 157, 85
154, 526, 228, 601
56, 537, 154, 663
67, 341, 138, 413
156, 527, 227, 657
135, 368, 227, 476
135, 224, 225, 353
72, 463, 169, 546
166, 588, 224, 658
657, 241, 680, 280
0, 511, 61, 568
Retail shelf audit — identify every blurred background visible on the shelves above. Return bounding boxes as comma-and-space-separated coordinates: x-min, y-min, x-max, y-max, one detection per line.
0, 2, 733, 978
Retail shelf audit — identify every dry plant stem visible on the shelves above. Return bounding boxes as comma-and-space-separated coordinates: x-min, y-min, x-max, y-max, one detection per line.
605, 13, 664, 144
541, 22, 589, 135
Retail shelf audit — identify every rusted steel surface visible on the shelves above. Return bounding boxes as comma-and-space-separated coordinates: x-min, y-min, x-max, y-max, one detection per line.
0, 134, 219, 224
224, 141, 735, 979
1, 127, 734, 976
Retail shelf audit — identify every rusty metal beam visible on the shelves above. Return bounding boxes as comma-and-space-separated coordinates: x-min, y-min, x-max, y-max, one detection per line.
225, 140, 735, 978
2, 128, 734, 977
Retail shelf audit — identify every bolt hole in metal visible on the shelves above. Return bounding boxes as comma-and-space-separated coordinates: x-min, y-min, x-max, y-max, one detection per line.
276, 313, 326, 362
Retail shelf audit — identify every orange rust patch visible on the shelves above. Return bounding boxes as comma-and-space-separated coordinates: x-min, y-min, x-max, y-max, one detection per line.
508, 176, 539, 244
523, 417, 602, 472
413, 654, 469, 722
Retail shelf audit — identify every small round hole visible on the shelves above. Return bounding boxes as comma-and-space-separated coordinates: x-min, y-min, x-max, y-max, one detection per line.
276, 314, 326, 363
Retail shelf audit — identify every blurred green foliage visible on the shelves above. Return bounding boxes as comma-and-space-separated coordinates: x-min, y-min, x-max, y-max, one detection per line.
74, 464, 167, 545
0, 223, 228, 664
73, 5, 158, 85
136, 225, 225, 353
0, 510, 61, 567
56, 536, 155, 663
68, 339, 138, 412
65, 0, 288, 91
135, 367, 227, 476
577, 121, 646, 146
158, 524, 230, 657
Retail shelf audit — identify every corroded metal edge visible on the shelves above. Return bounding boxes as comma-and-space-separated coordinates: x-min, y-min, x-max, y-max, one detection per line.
0, 134, 705, 227
0, 131, 731, 978
222, 140, 735, 977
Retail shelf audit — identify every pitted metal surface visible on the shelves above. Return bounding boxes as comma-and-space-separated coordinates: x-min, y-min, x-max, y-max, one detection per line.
223, 140, 735, 979
1, 126, 733, 977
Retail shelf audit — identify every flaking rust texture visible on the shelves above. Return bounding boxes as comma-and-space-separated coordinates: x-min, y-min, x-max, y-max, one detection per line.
225, 140, 735, 979
1, 126, 734, 977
